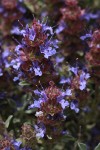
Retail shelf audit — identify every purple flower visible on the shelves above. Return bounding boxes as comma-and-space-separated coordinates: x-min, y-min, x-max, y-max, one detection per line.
0, 7, 4, 13
40, 40, 58, 59
60, 77, 71, 84
42, 24, 53, 35
18, 6, 26, 13
33, 67, 42, 76
40, 42, 56, 58
34, 89, 41, 95
4, 140, 21, 150
83, 106, 90, 113
97, 44, 100, 48
2, 49, 10, 58
21, 25, 36, 41
11, 59, 21, 70
15, 45, 24, 56
28, 100, 41, 109
79, 80, 87, 90
56, 21, 66, 34
56, 56, 64, 63
65, 89, 72, 96
61, 89, 72, 97
32, 62, 42, 76
13, 77, 19, 82
56, 25, 65, 34
62, 130, 68, 135
84, 73, 90, 79
69, 67, 78, 75
83, 13, 98, 21
19, 0, 23, 2
59, 99, 69, 109
12, 19, 59, 83
34, 89, 47, 100
34, 125, 45, 138
52, 40, 59, 48
79, 72, 90, 90
70, 66, 90, 91
13, 141, 21, 150
0, 68, 3, 76
11, 27, 21, 35
80, 33, 92, 40
13, 73, 22, 82
2, 48, 12, 68
70, 100, 79, 113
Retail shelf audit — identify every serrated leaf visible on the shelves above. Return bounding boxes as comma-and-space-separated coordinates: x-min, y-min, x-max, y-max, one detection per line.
78, 142, 87, 150
94, 143, 100, 150
5, 115, 13, 128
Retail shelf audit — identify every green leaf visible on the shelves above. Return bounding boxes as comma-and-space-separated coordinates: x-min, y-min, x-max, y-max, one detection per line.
7, 99, 16, 109
62, 135, 76, 143
78, 142, 87, 150
24, 0, 35, 13
94, 143, 100, 150
5, 115, 13, 128
25, 108, 37, 114
19, 81, 30, 86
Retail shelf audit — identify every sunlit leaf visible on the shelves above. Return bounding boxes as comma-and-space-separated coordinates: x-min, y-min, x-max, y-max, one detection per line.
94, 143, 100, 150
5, 115, 13, 128
78, 142, 87, 150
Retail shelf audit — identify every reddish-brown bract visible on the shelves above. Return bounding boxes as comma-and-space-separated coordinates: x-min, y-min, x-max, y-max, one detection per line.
37, 82, 63, 126
0, 138, 15, 150
86, 30, 100, 77
1, 0, 17, 10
